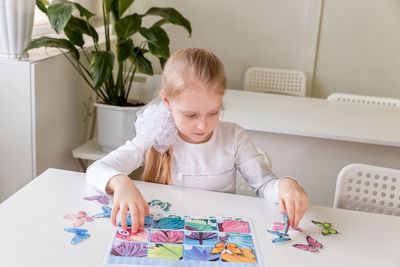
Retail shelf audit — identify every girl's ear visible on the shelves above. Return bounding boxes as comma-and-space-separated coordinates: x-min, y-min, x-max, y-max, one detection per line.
160, 90, 171, 109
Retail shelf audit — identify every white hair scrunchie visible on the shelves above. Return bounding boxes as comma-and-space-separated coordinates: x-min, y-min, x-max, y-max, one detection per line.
134, 101, 178, 153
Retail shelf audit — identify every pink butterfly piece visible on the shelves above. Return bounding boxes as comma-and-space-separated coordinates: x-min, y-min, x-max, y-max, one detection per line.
83, 195, 109, 205
292, 235, 323, 253
219, 220, 250, 234
272, 222, 303, 232
64, 211, 94, 227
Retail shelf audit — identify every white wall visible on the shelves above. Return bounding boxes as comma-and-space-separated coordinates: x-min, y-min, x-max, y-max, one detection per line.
313, 0, 400, 98
134, 0, 315, 92
134, 0, 400, 99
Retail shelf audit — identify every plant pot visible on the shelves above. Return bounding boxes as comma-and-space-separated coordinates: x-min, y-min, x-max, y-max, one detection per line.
0, 0, 35, 58
95, 102, 144, 153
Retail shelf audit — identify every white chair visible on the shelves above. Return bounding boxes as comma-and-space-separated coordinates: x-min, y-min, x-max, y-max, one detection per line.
236, 148, 272, 197
327, 93, 400, 108
244, 67, 306, 97
334, 163, 400, 216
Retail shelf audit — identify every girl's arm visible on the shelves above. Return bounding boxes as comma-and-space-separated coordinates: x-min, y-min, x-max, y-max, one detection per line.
86, 137, 148, 194
86, 136, 150, 232
233, 124, 308, 228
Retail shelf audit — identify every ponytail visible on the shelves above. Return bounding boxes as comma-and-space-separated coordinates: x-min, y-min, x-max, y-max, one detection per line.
142, 147, 172, 185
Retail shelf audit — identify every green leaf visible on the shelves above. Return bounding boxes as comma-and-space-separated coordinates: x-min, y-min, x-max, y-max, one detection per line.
116, 38, 133, 62
149, 26, 169, 45
118, 0, 134, 17
69, 1, 96, 20
111, 0, 120, 20
145, 7, 191, 36
89, 51, 115, 89
148, 41, 169, 59
130, 47, 153, 75
114, 14, 142, 38
24, 37, 80, 59
159, 57, 167, 69
48, 3, 73, 34
66, 16, 99, 43
104, 0, 116, 13
139, 26, 170, 58
138, 27, 156, 41
64, 27, 84, 47
36, 0, 49, 15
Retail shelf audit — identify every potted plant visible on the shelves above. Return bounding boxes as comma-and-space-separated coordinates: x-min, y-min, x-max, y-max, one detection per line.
25, 0, 191, 152
0, 0, 36, 58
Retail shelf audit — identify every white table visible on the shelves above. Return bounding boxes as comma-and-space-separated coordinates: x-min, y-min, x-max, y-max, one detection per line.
0, 168, 399, 267
222, 89, 400, 147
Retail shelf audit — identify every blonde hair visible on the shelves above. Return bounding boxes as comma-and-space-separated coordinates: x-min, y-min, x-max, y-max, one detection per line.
142, 48, 226, 184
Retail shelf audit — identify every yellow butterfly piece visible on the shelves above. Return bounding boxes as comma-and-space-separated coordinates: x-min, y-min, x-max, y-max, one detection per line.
211, 243, 256, 263
211, 243, 240, 254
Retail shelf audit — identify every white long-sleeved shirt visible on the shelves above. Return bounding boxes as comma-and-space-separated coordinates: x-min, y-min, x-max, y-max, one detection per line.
86, 121, 281, 202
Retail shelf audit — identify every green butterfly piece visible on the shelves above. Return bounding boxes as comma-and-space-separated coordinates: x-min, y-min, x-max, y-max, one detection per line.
311, 220, 339, 236
147, 244, 183, 260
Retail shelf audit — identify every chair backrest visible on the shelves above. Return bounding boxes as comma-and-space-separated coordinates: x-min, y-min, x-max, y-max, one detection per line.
236, 148, 272, 197
334, 163, 400, 216
244, 67, 306, 97
327, 93, 400, 108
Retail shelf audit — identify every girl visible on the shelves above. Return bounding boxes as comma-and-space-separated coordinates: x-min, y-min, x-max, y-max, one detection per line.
87, 48, 308, 233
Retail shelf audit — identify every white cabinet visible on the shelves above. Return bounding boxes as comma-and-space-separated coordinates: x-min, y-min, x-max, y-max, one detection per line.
0, 54, 93, 202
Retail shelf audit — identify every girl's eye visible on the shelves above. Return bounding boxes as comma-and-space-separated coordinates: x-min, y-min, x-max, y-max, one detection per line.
185, 114, 198, 118
210, 112, 218, 116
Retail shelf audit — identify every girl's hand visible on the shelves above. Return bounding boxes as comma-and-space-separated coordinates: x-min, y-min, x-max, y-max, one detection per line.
107, 175, 149, 232
278, 177, 308, 229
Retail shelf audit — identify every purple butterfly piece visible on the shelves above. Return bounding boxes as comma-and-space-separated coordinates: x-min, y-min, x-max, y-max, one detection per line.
111, 242, 147, 257
84, 195, 108, 205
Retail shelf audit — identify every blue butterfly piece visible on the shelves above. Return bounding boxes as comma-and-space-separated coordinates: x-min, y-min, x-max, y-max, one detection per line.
266, 230, 290, 243
266, 211, 291, 243
282, 211, 289, 235
147, 199, 172, 212
160, 202, 171, 212
64, 228, 90, 245
93, 206, 112, 218
148, 200, 162, 207
119, 216, 153, 228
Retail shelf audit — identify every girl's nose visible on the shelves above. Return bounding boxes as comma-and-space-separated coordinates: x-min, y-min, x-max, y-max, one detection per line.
196, 118, 208, 130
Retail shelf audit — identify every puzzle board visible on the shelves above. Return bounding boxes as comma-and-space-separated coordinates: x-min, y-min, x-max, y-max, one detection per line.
104, 214, 262, 266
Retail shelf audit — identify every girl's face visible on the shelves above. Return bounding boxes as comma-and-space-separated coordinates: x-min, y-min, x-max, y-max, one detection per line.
162, 81, 223, 144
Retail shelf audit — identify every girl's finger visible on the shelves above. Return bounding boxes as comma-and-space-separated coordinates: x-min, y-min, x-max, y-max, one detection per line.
138, 204, 145, 230
285, 199, 295, 227
144, 203, 150, 217
120, 205, 128, 230
111, 204, 119, 226
293, 201, 303, 228
130, 204, 139, 233
279, 197, 286, 214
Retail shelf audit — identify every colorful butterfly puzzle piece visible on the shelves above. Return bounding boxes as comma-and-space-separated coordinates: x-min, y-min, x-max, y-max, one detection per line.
272, 222, 303, 232
266, 230, 291, 243
120, 216, 153, 228
311, 220, 339, 236
93, 206, 112, 218
266, 211, 291, 243
83, 195, 108, 205
147, 200, 162, 207
211, 243, 241, 255
292, 235, 323, 253
147, 199, 171, 212
64, 228, 91, 245
282, 211, 289, 235
63, 211, 94, 227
